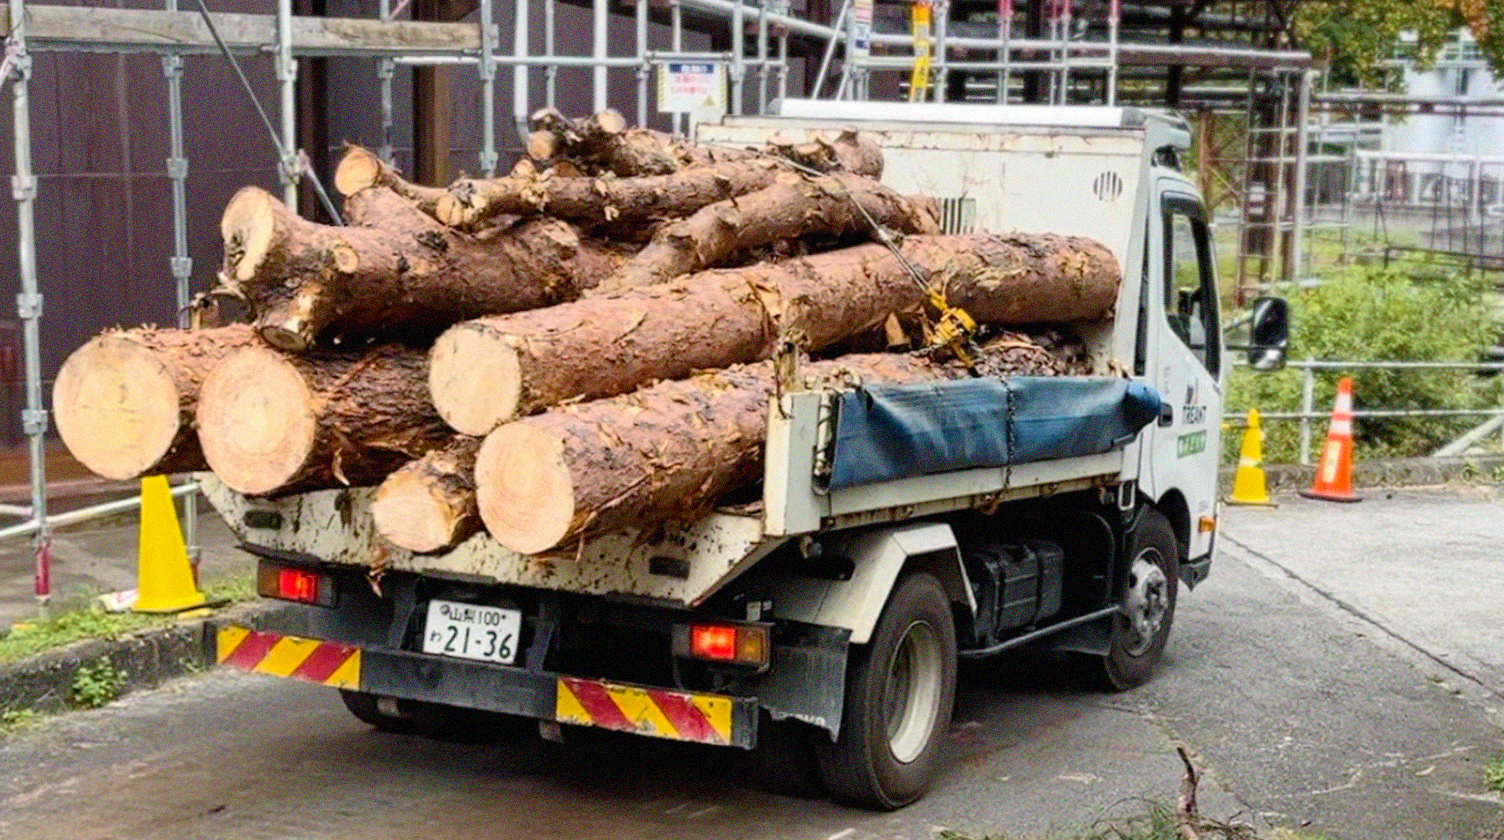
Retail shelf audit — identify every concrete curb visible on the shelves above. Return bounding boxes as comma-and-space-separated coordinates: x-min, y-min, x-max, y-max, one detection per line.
0, 600, 296, 715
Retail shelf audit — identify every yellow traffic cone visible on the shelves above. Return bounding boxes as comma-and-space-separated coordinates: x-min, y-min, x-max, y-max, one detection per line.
1225, 409, 1276, 506
133, 476, 209, 613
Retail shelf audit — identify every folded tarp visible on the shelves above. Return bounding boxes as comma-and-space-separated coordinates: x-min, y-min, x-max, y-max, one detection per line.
826, 377, 1162, 490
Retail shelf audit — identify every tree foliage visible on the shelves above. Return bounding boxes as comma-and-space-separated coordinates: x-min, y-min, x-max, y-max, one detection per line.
1289, 0, 1504, 87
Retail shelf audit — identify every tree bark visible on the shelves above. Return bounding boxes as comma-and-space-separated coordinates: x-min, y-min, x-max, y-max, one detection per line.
372, 435, 482, 553
196, 344, 450, 495
218, 186, 619, 351
606, 171, 940, 289
429, 232, 1119, 435
475, 351, 988, 554
434, 132, 884, 233
52, 325, 260, 480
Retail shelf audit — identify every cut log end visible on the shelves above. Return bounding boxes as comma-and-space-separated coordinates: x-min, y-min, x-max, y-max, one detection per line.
475, 423, 575, 555
197, 347, 318, 496
429, 325, 523, 435
334, 146, 382, 197
52, 335, 183, 481
372, 468, 468, 553
220, 187, 279, 282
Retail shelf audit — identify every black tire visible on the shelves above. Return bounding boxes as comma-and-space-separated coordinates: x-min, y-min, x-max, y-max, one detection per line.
1100, 508, 1179, 690
751, 716, 826, 799
816, 573, 957, 810
338, 689, 529, 743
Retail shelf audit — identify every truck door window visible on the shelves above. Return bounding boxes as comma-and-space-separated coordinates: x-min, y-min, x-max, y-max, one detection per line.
1162, 200, 1219, 376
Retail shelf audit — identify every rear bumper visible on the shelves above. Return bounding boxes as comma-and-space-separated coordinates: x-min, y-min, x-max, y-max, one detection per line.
213, 625, 758, 748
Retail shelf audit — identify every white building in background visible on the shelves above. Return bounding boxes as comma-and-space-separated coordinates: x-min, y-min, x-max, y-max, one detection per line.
1383, 30, 1504, 157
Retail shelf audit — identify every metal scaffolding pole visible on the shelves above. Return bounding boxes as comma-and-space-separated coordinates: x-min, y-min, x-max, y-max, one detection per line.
592, 0, 607, 111
544, 0, 556, 106
276, 0, 298, 205
478, 0, 496, 175
636, 0, 648, 127
5, 0, 50, 608
1290, 68, 1311, 281
164, 0, 198, 561
513, 0, 531, 151
730, 0, 743, 114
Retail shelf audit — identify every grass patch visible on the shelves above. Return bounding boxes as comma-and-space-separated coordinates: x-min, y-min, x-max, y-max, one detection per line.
68, 658, 127, 709
0, 573, 258, 664
0, 708, 39, 737
1485, 755, 1504, 793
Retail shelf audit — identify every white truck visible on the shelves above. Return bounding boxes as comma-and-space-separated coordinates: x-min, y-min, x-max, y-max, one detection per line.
208, 101, 1288, 810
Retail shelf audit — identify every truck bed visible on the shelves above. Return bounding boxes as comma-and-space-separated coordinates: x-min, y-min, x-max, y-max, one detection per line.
207, 375, 1155, 608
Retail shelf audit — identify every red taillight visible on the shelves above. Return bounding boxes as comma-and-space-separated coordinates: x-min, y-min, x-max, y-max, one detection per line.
679, 623, 770, 668
691, 625, 738, 660
278, 568, 319, 603
256, 561, 334, 607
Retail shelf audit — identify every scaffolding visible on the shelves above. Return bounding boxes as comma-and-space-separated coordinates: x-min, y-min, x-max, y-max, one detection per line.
1, 0, 1317, 614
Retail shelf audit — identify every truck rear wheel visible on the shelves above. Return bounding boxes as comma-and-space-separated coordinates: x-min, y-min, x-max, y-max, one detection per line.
816, 572, 956, 810
1100, 508, 1179, 690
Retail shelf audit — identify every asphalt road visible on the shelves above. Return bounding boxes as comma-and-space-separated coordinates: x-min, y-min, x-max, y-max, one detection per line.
1, 488, 1501, 840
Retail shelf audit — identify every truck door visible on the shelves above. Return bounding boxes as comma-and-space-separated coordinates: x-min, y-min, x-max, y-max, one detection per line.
1140, 186, 1222, 561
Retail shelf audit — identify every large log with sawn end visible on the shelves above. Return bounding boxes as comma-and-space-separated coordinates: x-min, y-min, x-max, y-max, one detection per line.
52, 325, 261, 480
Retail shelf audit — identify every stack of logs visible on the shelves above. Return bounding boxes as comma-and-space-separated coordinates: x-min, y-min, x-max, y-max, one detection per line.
52, 109, 1120, 558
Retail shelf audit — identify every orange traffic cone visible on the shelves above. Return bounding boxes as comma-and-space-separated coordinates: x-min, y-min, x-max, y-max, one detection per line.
1299, 377, 1361, 503
1225, 409, 1275, 506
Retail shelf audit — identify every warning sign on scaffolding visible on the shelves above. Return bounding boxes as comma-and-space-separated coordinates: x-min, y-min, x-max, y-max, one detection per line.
850, 0, 874, 57
657, 62, 727, 115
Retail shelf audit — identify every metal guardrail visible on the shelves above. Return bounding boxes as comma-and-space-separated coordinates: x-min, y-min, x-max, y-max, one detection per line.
1233, 358, 1504, 465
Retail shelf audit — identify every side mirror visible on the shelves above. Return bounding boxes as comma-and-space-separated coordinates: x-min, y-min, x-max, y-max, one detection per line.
1247, 296, 1289, 371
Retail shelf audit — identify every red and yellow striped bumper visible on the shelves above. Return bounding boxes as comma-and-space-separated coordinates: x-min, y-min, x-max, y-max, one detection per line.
216, 626, 360, 688
214, 626, 750, 747
555, 677, 734, 746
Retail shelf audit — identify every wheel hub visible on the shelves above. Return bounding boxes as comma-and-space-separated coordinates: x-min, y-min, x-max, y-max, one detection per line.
1122, 553, 1169, 656
883, 620, 942, 765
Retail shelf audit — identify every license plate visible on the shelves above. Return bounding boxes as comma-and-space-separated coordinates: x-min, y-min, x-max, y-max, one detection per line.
422, 600, 521, 665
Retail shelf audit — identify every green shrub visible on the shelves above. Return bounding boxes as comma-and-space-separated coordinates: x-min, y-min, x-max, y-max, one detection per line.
1225, 262, 1501, 464
69, 659, 126, 709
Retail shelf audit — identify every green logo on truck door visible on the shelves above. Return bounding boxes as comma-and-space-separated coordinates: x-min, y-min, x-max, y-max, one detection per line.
1177, 430, 1206, 458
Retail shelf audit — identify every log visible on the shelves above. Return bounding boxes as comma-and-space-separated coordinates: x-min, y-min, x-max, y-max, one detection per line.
219, 186, 618, 351
528, 107, 755, 176
607, 171, 941, 289
433, 133, 884, 233
52, 325, 260, 480
429, 232, 1119, 435
476, 346, 1059, 554
371, 435, 482, 553
196, 344, 450, 495
332, 145, 448, 216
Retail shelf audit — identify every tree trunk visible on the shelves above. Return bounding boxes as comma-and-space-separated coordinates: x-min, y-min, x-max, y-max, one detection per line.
333, 145, 449, 217
52, 325, 260, 480
606, 171, 940, 289
371, 435, 482, 553
429, 232, 1119, 435
474, 352, 978, 554
434, 133, 884, 233
527, 108, 886, 180
218, 186, 619, 351
196, 344, 450, 495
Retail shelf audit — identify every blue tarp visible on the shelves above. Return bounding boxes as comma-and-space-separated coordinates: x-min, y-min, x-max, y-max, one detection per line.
826, 377, 1162, 490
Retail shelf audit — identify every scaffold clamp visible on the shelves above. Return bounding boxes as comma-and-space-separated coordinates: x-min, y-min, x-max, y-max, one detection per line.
21, 409, 48, 437
15, 292, 42, 319
10, 173, 36, 201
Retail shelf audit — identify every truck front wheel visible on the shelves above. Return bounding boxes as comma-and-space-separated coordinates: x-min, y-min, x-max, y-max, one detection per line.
816, 572, 957, 810
1100, 508, 1179, 690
